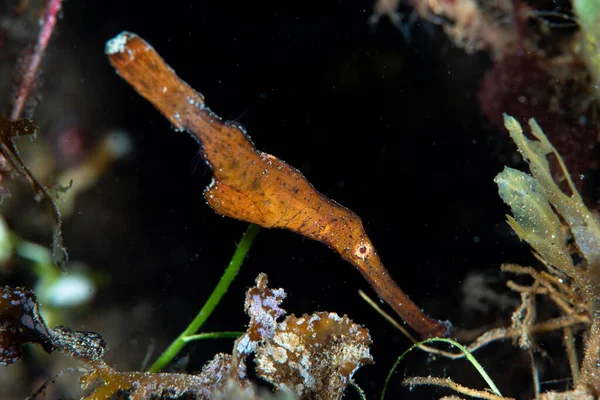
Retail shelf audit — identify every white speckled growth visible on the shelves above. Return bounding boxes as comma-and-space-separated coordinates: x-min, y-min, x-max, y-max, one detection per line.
105, 32, 132, 55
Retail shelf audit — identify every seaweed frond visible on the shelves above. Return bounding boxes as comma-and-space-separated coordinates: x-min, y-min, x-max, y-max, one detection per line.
495, 115, 600, 293
573, 0, 600, 102
495, 115, 600, 395
2, 272, 372, 399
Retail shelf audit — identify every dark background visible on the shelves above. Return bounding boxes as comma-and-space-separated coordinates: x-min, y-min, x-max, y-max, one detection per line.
3, 0, 547, 398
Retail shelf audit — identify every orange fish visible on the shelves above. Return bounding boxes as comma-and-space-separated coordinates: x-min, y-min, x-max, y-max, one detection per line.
106, 32, 450, 339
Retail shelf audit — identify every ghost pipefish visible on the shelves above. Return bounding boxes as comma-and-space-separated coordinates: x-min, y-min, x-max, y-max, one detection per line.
105, 32, 450, 339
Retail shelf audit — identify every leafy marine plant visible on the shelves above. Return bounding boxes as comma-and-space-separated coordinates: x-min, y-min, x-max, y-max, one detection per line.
0, 0, 68, 268
380, 115, 600, 399
573, 0, 600, 102
495, 115, 600, 396
1, 271, 373, 399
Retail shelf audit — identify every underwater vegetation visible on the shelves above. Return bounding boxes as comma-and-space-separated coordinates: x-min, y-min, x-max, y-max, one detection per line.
496, 115, 600, 396
1, 274, 373, 399
3, 0, 600, 399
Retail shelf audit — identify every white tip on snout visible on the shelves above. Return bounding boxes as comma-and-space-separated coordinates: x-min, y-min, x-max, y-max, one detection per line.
105, 31, 134, 55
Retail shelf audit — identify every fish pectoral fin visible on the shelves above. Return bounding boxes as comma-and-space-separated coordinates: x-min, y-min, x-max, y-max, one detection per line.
204, 180, 266, 224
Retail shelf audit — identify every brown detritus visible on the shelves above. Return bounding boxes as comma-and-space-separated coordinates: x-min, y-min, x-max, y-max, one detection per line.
80, 360, 213, 400
372, 0, 523, 59
50, 326, 107, 362
0, 115, 37, 194
0, 0, 68, 268
0, 284, 215, 399
68, 344, 245, 400
0, 115, 37, 139
5, 274, 371, 399
105, 31, 450, 340
0, 115, 67, 268
199, 353, 251, 395
403, 376, 512, 400
238, 273, 373, 400
244, 273, 287, 344
539, 389, 595, 400
0, 286, 108, 367
255, 312, 373, 400
0, 286, 54, 365
369, 0, 403, 27
230, 273, 286, 380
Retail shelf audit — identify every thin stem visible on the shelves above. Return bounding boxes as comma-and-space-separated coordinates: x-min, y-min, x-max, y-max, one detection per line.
148, 223, 260, 373
402, 376, 511, 400
10, 0, 63, 120
349, 381, 367, 400
3, 0, 68, 268
563, 326, 579, 385
577, 296, 600, 393
381, 338, 503, 400
182, 331, 243, 343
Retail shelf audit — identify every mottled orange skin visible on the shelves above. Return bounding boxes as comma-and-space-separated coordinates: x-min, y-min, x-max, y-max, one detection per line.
107, 32, 450, 339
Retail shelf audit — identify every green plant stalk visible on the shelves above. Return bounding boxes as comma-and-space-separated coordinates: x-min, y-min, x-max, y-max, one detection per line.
182, 331, 244, 343
574, 0, 600, 101
148, 223, 260, 373
349, 381, 367, 400
381, 337, 502, 400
